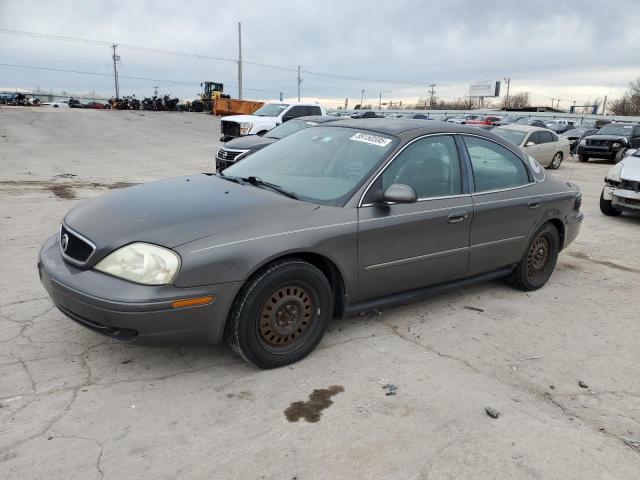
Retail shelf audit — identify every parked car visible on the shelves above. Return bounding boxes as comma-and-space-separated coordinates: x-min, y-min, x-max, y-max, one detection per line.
68, 98, 84, 108
85, 102, 105, 109
220, 102, 325, 141
493, 115, 525, 126
41, 101, 69, 109
351, 111, 384, 119
38, 119, 583, 368
561, 127, 599, 154
467, 115, 503, 126
445, 114, 480, 124
514, 118, 548, 129
600, 149, 640, 215
493, 125, 570, 169
215, 115, 344, 170
546, 120, 575, 134
577, 122, 640, 163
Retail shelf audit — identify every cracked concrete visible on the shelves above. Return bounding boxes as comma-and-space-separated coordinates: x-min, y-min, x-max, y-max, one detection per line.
1, 107, 640, 479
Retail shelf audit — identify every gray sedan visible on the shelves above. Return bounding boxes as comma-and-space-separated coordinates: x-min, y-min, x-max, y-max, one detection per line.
38, 119, 583, 368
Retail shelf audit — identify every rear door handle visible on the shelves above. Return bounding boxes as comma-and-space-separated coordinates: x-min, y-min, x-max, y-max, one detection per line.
528, 199, 541, 209
447, 210, 469, 224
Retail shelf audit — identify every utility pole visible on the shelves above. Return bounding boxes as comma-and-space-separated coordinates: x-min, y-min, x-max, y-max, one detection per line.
153, 86, 158, 97
503, 77, 511, 108
297, 65, 302, 101
111, 44, 120, 99
360, 89, 365, 108
602, 95, 608, 115
428, 83, 436, 109
556, 99, 561, 110
237, 22, 243, 100
378, 90, 390, 110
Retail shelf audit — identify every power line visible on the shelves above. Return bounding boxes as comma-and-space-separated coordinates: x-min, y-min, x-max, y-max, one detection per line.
0, 62, 283, 94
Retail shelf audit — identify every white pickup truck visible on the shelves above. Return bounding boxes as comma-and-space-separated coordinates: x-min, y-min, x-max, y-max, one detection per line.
220, 102, 325, 141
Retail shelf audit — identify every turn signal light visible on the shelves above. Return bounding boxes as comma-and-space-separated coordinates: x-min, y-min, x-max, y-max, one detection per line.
171, 296, 215, 309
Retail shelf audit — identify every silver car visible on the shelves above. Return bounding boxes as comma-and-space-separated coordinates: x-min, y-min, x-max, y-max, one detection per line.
493, 125, 571, 169
39, 119, 583, 368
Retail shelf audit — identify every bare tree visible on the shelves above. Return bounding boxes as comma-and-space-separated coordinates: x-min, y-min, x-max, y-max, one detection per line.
609, 78, 640, 116
509, 92, 530, 109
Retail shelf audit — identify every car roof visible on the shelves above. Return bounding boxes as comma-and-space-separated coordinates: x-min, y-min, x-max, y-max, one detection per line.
322, 118, 450, 135
497, 124, 548, 133
294, 115, 344, 123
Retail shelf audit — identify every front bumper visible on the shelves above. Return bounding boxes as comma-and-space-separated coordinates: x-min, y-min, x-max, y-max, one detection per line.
604, 185, 640, 213
577, 146, 617, 160
38, 235, 241, 346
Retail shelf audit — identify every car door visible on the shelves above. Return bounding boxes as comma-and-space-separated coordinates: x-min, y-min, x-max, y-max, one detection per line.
462, 135, 542, 277
357, 134, 472, 301
538, 131, 557, 165
523, 131, 543, 162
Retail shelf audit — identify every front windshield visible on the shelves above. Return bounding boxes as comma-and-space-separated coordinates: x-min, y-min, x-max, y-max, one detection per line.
493, 128, 527, 146
598, 124, 634, 136
265, 119, 315, 139
223, 126, 396, 206
253, 103, 289, 117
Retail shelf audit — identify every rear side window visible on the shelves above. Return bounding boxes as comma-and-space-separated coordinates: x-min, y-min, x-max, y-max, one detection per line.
307, 105, 322, 116
464, 136, 530, 192
539, 131, 555, 143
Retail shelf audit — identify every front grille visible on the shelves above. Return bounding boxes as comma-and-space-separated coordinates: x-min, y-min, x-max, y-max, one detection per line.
216, 147, 247, 162
60, 225, 95, 263
221, 120, 240, 138
587, 139, 610, 147
619, 179, 640, 192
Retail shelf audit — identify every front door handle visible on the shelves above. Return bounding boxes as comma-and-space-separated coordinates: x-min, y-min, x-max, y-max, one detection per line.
528, 199, 541, 209
448, 210, 469, 224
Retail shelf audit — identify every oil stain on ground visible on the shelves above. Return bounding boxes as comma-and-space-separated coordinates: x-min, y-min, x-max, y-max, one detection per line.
569, 251, 639, 273
284, 385, 345, 423
49, 185, 76, 199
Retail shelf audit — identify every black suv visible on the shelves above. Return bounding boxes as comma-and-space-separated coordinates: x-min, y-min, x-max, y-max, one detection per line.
577, 123, 640, 163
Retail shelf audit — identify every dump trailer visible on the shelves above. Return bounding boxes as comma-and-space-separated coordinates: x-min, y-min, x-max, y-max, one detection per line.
213, 98, 264, 116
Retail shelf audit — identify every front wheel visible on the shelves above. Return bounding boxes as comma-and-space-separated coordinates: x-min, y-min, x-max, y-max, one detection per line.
549, 152, 563, 169
578, 154, 588, 163
614, 148, 627, 164
506, 223, 560, 291
225, 259, 333, 369
600, 189, 621, 216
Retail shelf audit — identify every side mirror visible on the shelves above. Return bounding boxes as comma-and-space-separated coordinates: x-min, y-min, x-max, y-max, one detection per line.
381, 184, 417, 204
525, 141, 535, 147
256, 131, 265, 136
281, 115, 294, 122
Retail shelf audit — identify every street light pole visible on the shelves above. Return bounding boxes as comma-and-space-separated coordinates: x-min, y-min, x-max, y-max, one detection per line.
379, 90, 390, 110
361, 89, 365, 108
503, 77, 511, 108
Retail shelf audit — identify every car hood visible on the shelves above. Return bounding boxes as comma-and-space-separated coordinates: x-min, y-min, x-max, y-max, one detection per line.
223, 135, 276, 150
63, 174, 317, 265
220, 114, 273, 124
621, 157, 640, 181
585, 134, 629, 141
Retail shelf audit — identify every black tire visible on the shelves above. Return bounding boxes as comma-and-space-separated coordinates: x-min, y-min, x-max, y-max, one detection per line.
578, 154, 588, 163
225, 258, 333, 369
600, 189, 621, 216
614, 148, 627, 164
549, 152, 563, 170
506, 223, 560, 291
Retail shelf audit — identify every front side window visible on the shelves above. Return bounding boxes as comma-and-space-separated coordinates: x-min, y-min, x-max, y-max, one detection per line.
223, 127, 396, 206
539, 131, 555, 143
381, 135, 462, 198
464, 136, 530, 192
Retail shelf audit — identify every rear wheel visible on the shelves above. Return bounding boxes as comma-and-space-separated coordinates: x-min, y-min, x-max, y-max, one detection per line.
549, 152, 563, 169
225, 259, 333, 369
506, 223, 560, 291
600, 189, 621, 216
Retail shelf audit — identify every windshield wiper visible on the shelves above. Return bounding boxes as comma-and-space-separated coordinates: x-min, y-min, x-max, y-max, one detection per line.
239, 176, 299, 200
217, 171, 245, 184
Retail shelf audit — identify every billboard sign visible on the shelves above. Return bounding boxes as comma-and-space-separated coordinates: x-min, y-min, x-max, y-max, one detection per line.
470, 80, 501, 98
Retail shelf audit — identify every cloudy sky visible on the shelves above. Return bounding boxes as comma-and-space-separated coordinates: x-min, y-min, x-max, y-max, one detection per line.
1, 0, 639, 108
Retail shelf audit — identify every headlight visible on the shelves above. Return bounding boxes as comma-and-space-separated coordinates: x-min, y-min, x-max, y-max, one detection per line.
605, 162, 624, 184
94, 243, 180, 285
239, 122, 252, 134
579, 139, 587, 145
612, 142, 621, 148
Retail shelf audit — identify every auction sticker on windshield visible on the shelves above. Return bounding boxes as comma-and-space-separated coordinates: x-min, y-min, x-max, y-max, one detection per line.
350, 132, 392, 147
